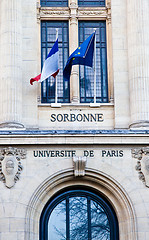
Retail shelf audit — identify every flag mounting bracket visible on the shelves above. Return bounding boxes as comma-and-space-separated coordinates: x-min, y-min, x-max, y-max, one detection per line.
90, 103, 101, 108
51, 103, 62, 108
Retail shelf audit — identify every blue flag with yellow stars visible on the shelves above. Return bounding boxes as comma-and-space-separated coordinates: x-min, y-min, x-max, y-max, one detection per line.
63, 32, 95, 81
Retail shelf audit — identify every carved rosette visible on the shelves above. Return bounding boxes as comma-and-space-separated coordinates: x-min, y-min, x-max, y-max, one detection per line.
0, 147, 26, 188
73, 156, 87, 177
132, 147, 149, 187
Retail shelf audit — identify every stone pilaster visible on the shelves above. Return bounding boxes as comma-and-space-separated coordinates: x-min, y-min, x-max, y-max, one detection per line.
0, 0, 24, 128
127, 0, 149, 128
69, 0, 79, 103
106, 0, 114, 103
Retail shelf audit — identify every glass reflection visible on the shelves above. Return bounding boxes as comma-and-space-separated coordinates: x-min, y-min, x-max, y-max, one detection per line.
48, 197, 110, 240
48, 200, 66, 240
91, 200, 110, 240
70, 197, 88, 240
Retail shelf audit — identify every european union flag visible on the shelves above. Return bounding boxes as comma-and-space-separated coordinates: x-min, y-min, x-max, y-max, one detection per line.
63, 32, 95, 81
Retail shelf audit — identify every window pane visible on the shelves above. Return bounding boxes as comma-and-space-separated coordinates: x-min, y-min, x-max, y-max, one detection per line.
41, 21, 70, 103
69, 197, 88, 239
41, 0, 68, 7
91, 200, 110, 240
78, 0, 105, 7
48, 200, 66, 240
79, 21, 108, 103
41, 190, 119, 240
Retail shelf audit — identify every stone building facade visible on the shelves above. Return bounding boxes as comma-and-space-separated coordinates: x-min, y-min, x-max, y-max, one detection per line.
0, 0, 149, 239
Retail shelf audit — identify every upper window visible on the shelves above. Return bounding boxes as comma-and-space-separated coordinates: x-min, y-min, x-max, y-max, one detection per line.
79, 21, 108, 103
78, 0, 105, 7
41, 21, 70, 103
40, 188, 119, 240
41, 0, 68, 7
40, 1, 110, 104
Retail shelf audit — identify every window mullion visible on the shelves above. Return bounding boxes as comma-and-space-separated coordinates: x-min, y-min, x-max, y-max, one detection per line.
87, 197, 91, 240
66, 197, 70, 240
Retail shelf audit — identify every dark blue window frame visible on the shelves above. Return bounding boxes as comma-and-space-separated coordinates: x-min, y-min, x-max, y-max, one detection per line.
41, 0, 68, 7
79, 21, 108, 103
40, 188, 119, 240
78, 0, 105, 7
41, 21, 70, 103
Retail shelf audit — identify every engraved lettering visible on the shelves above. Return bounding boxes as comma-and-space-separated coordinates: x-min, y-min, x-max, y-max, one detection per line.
83, 114, 90, 122
50, 113, 104, 122
50, 114, 56, 122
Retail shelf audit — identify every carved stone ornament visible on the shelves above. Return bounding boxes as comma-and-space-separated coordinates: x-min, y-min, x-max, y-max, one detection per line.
78, 9, 107, 19
132, 147, 149, 187
73, 156, 87, 177
38, 7, 70, 21
0, 147, 26, 188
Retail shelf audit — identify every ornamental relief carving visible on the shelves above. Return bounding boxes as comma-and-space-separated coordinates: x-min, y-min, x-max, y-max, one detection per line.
38, 6, 110, 21
132, 147, 149, 187
78, 10, 107, 17
0, 147, 26, 188
38, 7, 70, 20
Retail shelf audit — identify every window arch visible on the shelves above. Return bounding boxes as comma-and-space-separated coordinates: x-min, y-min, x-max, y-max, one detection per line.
40, 187, 119, 240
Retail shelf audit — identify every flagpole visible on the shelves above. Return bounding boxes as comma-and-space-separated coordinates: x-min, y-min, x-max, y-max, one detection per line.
93, 29, 96, 104
55, 28, 58, 104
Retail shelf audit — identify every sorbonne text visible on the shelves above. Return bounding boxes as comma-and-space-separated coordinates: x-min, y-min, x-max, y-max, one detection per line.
50, 113, 104, 122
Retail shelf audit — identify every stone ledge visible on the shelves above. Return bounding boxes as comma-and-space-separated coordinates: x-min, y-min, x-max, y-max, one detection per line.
0, 129, 148, 135
0, 129, 148, 145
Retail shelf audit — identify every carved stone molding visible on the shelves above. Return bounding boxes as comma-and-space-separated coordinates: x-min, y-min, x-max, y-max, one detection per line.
78, 7, 108, 19
0, 147, 26, 188
132, 147, 149, 187
73, 156, 87, 176
38, 7, 70, 20
38, 6, 109, 21
106, 1, 111, 24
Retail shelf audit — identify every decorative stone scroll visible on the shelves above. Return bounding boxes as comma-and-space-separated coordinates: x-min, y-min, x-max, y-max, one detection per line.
0, 147, 26, 188
73, 156, 87, 177
132, 147, 149, 187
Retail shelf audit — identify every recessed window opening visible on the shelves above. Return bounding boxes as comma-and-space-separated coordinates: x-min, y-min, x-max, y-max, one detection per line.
40, 188, 119, 240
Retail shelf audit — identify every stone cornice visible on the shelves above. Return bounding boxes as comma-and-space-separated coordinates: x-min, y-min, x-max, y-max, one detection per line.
0, 130, 148, 145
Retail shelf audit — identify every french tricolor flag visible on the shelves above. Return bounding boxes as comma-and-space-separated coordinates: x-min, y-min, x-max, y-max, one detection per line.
30, 39, 59, 85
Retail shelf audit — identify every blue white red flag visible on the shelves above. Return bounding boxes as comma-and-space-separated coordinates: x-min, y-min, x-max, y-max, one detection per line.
30, 39, 59, 85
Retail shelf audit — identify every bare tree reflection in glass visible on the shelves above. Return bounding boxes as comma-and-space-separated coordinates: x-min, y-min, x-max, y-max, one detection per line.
48, 200, 66, 240
48, 196, 110, 240
91, 200, 110, 240
70, 197, 88, 239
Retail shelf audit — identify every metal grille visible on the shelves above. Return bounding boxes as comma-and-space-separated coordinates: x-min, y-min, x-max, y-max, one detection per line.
41, 21, 70, 103
79, 21, 108, 103
41, 0, 68, 7
78, 0, 105, 6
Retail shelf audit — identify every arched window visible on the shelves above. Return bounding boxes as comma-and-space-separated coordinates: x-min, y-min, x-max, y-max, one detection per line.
40, 188, 119, 240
